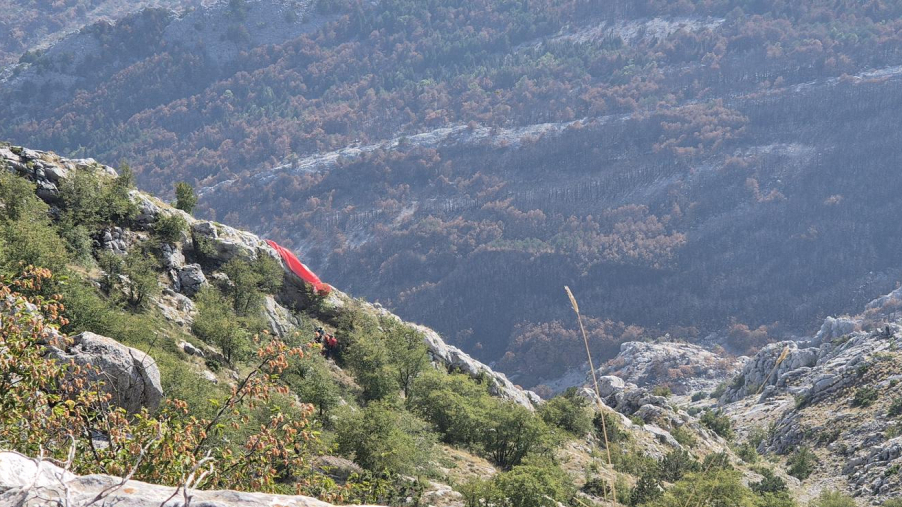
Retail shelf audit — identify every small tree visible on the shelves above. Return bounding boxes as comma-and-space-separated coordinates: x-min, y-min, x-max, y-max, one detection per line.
334, 401, 435, 475
193, 287, 251, 365
538, 388, 593, 436
481, 402, 549, 470
174, 181, 198, 214
294, 357, 341, 417
121, 251, 160, 309
658, 449, 699, 483
154, 213, 188, 244
384, 323, 429, 399
629, 472, 663, 506
701, 408, 734, 440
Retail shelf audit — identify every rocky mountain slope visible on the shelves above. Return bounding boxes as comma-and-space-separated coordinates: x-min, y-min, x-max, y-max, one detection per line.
0, 143, 537, 409
5, 142, 770, 507
715, 286, 902, 505
6, 0, 902, 391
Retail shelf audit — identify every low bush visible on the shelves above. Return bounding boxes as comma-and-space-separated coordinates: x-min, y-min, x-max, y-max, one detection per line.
658, 449, 699, 483
786, 446, 817, 480
888, 396, 902, 417
852, 386, 879, 408
670, 424, 696, 448
539, 387, 593, 436
334, 401, 435, 476
154, 212, 188, 243
701, 409, 734, 440
652, 385, 673, 397
808, 490, 855, 507
750, 468, 787, 495
461, 460, 574, 507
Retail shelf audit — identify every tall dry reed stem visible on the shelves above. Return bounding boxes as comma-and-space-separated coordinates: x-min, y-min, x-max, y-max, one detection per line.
566, 286, 617, 504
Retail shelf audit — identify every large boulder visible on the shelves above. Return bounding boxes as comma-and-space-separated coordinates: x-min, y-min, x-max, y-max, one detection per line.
191, 220, 275, 264
49, 332, 163, 413
0, 451, 368, 507
175, 263, 207, 296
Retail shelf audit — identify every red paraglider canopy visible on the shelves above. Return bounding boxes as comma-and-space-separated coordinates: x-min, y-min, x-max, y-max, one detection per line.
266, 240, 331, 294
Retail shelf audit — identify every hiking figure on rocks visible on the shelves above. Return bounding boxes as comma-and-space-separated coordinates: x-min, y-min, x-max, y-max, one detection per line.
323, 333, 338, 360
314, 326, 326, 344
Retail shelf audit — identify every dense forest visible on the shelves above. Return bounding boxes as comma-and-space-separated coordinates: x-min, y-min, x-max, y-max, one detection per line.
5, 0, 902, 386
0, 0, 202, 66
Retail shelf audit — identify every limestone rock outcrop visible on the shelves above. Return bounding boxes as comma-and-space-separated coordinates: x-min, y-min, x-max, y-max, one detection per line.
49, 331, 163, 413
0, 451, 372, 507
599, 340, 739, 395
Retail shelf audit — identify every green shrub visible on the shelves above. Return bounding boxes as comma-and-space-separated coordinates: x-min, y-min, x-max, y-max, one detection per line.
629, 472, 662, 506
736, 442, 758, 463
120, 251, 160, 309
611, 443, 658, 476
750, 468, 787, 495
538, 388, 593, 436
643, 469, 757, 507
594, 411, 628, 446
482, 402, 550, 470
174, 182, 198, 214
691, 391, 708, 402
462, 460, 574, 507
409, 369, 488, 446
786, 446, 817, 480
0, 173, 70, 273
59, 168, 137, 228
154, 213, 188, 243
289, 355, 341, 418
343, 331, 399, 402
495, 461, 575, 507
710, 382, 727, 399
221, 255, 284, 317
192, 287, 252, 365
883, 499, 902, 507
808, 490, 855, 507
334, 401, 435, 475
652, 385, 673, 397
658, 449, 699, 483
852, 386, 879, 408
701, 409, 734, 440
670, 424, 697, 448
888, 396, 902, 417
384, 323, 429, 399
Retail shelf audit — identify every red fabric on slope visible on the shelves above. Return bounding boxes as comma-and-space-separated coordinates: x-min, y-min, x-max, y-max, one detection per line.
266, 240, 330, 294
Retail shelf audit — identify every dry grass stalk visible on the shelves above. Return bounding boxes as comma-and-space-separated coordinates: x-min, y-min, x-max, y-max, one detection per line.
565, 286, 617, 504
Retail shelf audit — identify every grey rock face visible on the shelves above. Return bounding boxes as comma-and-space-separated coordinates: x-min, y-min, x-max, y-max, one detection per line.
415, 322, 541, 409
131, 190, 162, 229
1, 146, 118, 202
813, 316, 860, 346
99, 226, 131, 255
176, 263, 207, 296
0, 451, 364, 507
49, 332, 162, 413
191, 221, 275, 264
722, 341, 820, 403
161, 242, 185, 269
599, 340, 737, 395
264, 295, 302, 338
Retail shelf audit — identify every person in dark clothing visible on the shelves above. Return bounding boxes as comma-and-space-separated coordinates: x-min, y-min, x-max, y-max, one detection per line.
323, 334, 338, 360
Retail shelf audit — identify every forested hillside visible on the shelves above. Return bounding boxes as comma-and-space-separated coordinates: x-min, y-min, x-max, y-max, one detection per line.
0, 0, 202, 66
4, 0, 902, 387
